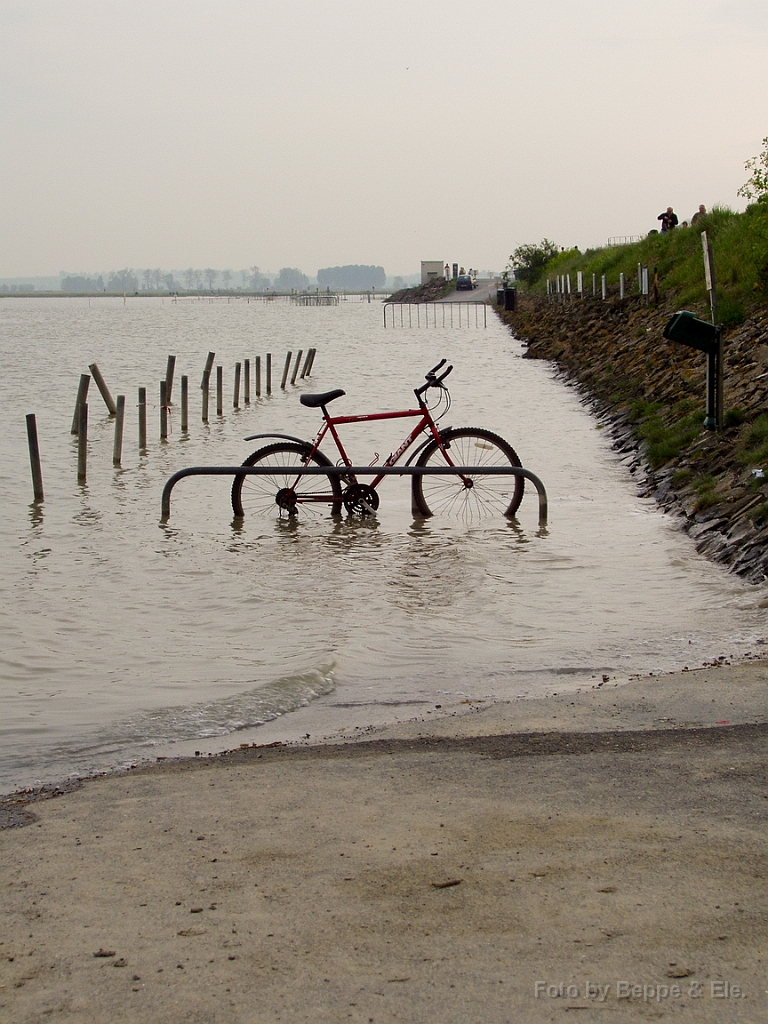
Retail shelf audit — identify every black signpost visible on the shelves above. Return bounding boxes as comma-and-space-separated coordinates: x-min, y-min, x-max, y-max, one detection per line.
662, 232, 723, 430
663, 312, 721, 429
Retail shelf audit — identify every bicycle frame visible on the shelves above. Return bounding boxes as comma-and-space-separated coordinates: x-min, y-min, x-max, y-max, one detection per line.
311, 402, 449, 490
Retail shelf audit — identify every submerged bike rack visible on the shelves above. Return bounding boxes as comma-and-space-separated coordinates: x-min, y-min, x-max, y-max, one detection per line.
161, 464, 548, 526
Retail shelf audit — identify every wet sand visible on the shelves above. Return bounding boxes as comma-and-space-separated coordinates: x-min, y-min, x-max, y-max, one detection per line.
1, 662, 767, 1023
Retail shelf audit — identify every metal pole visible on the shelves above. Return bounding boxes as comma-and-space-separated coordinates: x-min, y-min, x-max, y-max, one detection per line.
161, 463, 548, 525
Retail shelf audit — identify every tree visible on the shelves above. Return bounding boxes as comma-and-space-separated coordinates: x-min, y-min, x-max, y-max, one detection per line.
204, 268, 218, 291
508, 239, 560, 285
107, 268, 138, 292
184, 268, 196, 290
248, 266, 271, 290
275, 267, 308, 291
221, 269, 232, 290
738, 137, 768, 202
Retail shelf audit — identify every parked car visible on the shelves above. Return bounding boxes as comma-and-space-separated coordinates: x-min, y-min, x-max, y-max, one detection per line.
456, 274, 475, 291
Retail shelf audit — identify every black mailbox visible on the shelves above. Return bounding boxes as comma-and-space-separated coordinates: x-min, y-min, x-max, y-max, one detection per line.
663, 310, 718, 355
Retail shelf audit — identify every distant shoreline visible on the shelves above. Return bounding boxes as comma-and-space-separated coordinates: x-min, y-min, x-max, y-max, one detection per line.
0, 289, 391, 299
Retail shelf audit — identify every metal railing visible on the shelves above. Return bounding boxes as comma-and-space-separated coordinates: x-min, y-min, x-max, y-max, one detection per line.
383, 302, 488, 328
161, 463, 548, 526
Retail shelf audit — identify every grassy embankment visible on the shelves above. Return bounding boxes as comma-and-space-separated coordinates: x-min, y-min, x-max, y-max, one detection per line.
500, 203, 768, 579
540, 204, 768, 323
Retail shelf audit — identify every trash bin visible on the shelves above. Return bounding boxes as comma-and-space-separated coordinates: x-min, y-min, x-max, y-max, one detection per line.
504, 288, 517, 311
496, 289, 505, 306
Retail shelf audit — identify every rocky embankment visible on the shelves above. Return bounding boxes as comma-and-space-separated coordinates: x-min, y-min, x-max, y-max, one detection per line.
387, 279, 454, 303
498, 294, 768, 583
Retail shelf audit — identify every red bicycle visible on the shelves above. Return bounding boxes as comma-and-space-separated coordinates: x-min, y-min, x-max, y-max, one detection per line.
231, 360, 524, 520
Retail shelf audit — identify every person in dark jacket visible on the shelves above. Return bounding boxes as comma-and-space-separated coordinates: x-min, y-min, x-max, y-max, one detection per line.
657, 207, 679, 233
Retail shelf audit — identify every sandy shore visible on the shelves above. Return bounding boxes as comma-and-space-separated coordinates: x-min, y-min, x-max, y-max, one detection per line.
1, 662, 767, 1023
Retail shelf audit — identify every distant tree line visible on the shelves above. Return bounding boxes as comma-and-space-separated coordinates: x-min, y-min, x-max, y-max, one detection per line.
57, 264, 387, 293
317, 265, 385, 290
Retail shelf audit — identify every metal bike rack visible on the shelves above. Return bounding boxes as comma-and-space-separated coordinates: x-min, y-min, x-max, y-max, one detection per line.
161, 464, 548, 526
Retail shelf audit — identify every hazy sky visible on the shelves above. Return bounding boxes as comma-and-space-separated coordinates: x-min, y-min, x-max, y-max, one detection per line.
2, 0, 766, 277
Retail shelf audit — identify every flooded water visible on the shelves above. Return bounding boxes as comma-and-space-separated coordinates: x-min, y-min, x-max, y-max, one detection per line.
1, 295, 766, 794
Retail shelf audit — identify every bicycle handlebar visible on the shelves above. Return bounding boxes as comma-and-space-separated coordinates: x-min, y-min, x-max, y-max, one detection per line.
415, 361, 453, 397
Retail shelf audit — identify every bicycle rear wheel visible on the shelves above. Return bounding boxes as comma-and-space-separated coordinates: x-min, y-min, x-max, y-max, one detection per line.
412, 427, 524, 520
231, 442, 342, 518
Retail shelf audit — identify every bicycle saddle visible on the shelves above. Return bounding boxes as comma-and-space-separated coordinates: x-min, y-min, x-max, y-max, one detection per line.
300, 389, 346, 408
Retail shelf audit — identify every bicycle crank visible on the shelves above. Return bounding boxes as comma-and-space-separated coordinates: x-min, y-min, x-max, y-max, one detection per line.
342, 484, 380, 516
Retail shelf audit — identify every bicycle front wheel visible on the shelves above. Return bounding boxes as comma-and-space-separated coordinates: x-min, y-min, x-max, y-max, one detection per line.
412, 427, 524, 520
231, 442, 342, 518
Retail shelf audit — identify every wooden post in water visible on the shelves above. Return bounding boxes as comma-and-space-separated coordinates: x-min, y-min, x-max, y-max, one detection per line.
181, 375, 188, 432
216, 366, 223, 416
305, 348, 317, 376
255, 356, 261, 397
266, 353, 272, 394
202, 351, 215, 389
138, 387, 147, 450
88, 363, 117, 415
280, 352, 292, 389
165, 355, 176, 405
160, 381, 168, 439
77, 403, 88, 483
290, 350, 303, 385
113, 395, 125, 465
26, 413, 44, 503
71, 374, 91, 434
233, 362, 241, 408
301, 350, 312, 378
201, 371, 210, 422
243, 359, 250, 403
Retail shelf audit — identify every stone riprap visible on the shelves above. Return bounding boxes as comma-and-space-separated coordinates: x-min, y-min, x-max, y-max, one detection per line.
498, 295, 768, 582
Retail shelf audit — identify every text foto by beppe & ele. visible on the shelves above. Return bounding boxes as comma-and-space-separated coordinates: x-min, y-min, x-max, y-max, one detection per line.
534, 980, 746, 1002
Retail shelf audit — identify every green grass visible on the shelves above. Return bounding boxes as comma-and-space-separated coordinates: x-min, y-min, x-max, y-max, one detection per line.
737, 414, 768, 467
627, 401, 706, 468
527, 202, 768, 320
